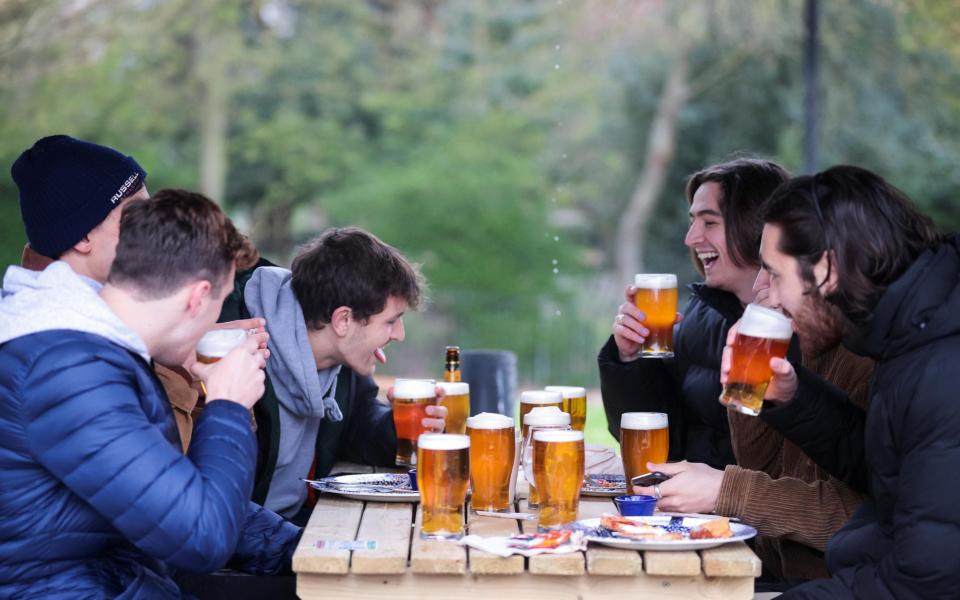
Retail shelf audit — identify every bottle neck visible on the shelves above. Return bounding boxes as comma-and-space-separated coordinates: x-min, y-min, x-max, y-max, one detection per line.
444, 364, 461, 382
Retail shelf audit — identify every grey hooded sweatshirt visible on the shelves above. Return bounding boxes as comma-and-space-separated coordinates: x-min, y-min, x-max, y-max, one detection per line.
244, 266, 343, 519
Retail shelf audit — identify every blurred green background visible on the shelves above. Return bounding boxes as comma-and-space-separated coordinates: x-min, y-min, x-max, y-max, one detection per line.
2, 1, 958, 427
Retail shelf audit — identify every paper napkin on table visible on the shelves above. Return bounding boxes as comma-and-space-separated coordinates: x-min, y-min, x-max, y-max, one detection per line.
460, 530, 586, 558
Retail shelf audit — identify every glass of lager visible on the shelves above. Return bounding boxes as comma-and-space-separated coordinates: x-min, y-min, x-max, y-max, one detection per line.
518, 390, 563, 442
393, 378, 437, 466
620, 412, 669, 494
466, 413, 515, 512
633, 274, 678, 358
521, 407, 570, 508
544, 385, 587, 431
416, 433, 470, 540
195, 328, 248, 364
533, 429, 584, 531
719, 303, 793, 416
437, 381, 470, 435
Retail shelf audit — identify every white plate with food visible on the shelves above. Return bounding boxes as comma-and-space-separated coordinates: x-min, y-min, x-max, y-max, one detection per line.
305, 473, 420, 503
578, 514, 757, 551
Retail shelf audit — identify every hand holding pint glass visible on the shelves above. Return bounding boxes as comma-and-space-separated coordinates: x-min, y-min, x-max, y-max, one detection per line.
719, 304, 793, 416
190, 329, 268, 410
621, 412, 669, 495
615, 274, 679, 360
533, 429, 584, 531
392, 378, 439, 466
466, 413, 515, 512
417, 433, 470, 540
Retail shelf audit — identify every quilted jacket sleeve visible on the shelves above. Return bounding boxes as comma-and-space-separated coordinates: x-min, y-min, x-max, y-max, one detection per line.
227, 502, 303, 575
22, 339, 257, 573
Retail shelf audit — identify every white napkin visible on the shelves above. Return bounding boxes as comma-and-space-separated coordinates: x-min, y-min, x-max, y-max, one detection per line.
460, 531, 587, 558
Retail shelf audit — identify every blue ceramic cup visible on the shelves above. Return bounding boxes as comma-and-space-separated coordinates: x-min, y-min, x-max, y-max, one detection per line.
408, 468, 418, 491
614, 495, 657, 517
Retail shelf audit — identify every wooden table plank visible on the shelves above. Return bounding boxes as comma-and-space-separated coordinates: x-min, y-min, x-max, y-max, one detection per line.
410, 504, 467, 574
351, 502, 414, 574
297, 572, 755, 599
579, 497, 644, 576
642, 549, 702, 576
517, 499, 584, 575
700, 541, 762, 577
292, 496, 364, 574
466, 511, 524, 575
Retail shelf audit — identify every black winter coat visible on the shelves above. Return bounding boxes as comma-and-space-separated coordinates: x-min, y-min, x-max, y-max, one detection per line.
598, 283, 743, 469
772, 235, 960, 599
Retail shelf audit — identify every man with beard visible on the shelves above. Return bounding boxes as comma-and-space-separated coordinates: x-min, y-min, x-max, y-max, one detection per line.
721, 165, 955, 598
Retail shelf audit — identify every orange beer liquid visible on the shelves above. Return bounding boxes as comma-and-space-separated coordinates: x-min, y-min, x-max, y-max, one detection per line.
394, 397, 435, 466
634, 286, 678, 356
533, 431, 585, 530
196, 355, 220, 364
622, 426, 669, 494
467, 425, 515, 511
720, 333, 791, 415
417, 436, 470, 539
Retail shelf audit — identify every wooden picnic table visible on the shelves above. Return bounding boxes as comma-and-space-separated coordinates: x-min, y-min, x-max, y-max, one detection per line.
293, 462, 761, 599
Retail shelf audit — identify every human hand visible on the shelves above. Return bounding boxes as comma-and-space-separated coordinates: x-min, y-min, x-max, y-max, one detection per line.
633, 461, 723, 513
720, 321, 797, 405
213, 318, 267, 342
613, 285, 682, 362
191, 332, 269, 409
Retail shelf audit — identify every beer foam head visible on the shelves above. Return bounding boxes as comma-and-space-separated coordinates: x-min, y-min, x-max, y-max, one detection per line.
466, 412, 514, 430
393, 378, 436, 399
520, 390, 563, 406
523, 406, 571, 427
533, 429, 584, 443
196, 328, 247, 357
544, 385, 586, 399
633, 273, 677, 289
417, 433, 470, 450
437, 381, 469, 396
621, 412, 668, 431
739, 303, 793, 340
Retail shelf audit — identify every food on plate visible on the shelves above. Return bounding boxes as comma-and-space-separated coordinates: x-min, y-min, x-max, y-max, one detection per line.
599, 514, 683, 541
689, 517, 733, 540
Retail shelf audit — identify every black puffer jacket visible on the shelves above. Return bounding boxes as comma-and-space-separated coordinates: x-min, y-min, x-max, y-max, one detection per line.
777, 235, 960, 599
598, 283, 743, 469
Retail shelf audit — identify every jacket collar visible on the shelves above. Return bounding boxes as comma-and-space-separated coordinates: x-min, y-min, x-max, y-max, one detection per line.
689, 282, 745, 321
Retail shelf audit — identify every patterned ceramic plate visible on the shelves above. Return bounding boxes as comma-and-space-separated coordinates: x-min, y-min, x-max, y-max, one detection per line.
580, 473, 627, 497
305, 473, 420, 503
578, 515, 757, 551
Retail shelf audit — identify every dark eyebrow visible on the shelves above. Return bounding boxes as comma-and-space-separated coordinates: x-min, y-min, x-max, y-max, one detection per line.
759, 259, 777, 275
688, 208, 723, 219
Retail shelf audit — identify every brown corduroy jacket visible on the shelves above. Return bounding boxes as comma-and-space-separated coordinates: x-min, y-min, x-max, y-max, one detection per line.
715, 344, 874, 580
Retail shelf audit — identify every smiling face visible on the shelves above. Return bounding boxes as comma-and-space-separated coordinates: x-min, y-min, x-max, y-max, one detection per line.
338, 295, 408, 376
684, 181, 759, 304
759, 223, 843, 356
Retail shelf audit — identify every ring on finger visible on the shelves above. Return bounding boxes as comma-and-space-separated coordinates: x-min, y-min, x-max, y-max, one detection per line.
615, 313, 625, 325
653, 484, 662, 500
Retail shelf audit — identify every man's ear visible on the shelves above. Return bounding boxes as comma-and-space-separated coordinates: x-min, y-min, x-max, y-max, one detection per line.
70, 235, 94, 256
329, 306, 353, 337
813, 249, 839, 295
185, 280, 213, 316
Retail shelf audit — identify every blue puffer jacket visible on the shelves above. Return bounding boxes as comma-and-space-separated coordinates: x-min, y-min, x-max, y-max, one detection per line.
0, 263, 301, 598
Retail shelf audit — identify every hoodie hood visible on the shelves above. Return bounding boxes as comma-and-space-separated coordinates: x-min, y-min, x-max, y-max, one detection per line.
844, 234, 960, 361
243, 266, 342, 421
0, 261, 150, 362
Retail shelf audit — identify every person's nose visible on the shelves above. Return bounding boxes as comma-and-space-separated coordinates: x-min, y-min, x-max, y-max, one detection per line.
684, 221, 702, 248
392, 318, 406, 342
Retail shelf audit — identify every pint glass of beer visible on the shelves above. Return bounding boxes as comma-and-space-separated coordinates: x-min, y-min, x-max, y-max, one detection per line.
633, 274, 678, 358
518, 390, 563, 441
466, 413, 516, 512
393, 378, 438, 466
195, 328, 248, 364
620, 412, 669, 494
437, 381, 470, 435
416, 433, 470, 540
521, 407, 570, 508
544, 385, 587, 431
532, 429, 584, 531
719, 303, 793, 416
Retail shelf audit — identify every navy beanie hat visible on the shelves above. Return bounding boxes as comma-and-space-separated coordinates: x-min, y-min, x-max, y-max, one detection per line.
11, 135, 148, 258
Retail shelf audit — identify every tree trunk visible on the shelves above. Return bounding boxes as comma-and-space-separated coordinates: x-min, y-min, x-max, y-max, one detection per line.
615, 46, 689, 284
803, 0, 820, 174
193, 31, 229, 204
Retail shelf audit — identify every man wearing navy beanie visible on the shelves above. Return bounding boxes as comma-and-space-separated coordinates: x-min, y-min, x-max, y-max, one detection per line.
11, 135, 149, 283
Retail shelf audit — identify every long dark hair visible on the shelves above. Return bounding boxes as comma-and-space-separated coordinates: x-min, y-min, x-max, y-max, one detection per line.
685, 157, 791, 276
762, 165, 942, 326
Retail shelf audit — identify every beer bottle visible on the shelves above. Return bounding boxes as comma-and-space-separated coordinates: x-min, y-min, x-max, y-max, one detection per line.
444, 346, 461, 382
